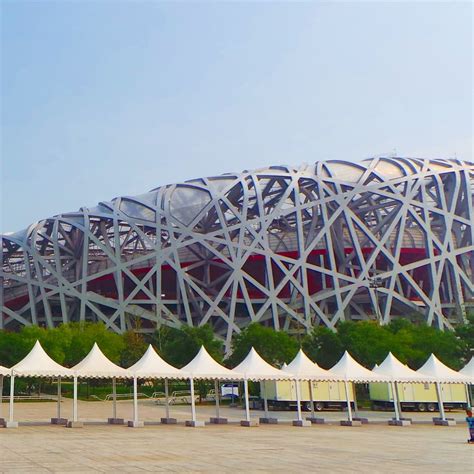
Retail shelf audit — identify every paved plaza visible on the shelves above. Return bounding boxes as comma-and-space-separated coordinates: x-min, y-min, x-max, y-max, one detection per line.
0, 400, 473, 473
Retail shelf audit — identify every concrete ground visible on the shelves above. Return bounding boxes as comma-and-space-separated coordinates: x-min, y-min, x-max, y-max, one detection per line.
1, 400, 473, 473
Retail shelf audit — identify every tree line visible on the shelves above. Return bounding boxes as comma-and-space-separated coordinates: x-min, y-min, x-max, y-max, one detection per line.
0, 314, 472, 372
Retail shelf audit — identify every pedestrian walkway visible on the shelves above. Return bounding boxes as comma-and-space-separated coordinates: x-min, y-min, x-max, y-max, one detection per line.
0, 401, 472, 473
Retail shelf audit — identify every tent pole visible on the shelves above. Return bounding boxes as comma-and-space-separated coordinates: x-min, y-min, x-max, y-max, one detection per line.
214, 380, 220, 419
164, 378, 170, 419
57, 376, 62, 420
112, 377, 117, 419
190, 378, 196, 423
262, 381, 269, 418
435, 382, 446, 421
73, 376, 78, 422
9, 374, 14, 423
391, 381, 400, 421
465, 384, 471, 407
344, 380, 352, 422
309, 381, 315, 419
133, 376, 139, 424
244, 379, 250, 422
395, 382, 403, 419
0, 374, 3, 419
296, 380, 302, 422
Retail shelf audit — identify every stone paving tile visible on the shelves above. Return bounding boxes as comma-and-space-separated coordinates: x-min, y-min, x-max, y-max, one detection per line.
1, 403, 473, 473
36, 464, 98, 472
1, 470, 52, 474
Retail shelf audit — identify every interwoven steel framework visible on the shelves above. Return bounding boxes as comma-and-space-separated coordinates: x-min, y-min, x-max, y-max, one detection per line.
2, 157, 473, 351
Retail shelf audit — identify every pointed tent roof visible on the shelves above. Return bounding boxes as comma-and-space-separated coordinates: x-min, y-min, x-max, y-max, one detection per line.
373, 352, 433, 383
0, 365, 11, 376
11, 340, 72, 377
181, 346, 243, 380
417, 354, 471, 384
128, 345, 186, 379
72, 343, 130, 378
459, 358, 474, 383
232, 347, 291, 381
282, 349, 340, 381
329, 351, 390, 382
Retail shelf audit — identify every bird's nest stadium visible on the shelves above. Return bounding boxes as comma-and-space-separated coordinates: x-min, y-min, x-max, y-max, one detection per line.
2, 157, 473, 350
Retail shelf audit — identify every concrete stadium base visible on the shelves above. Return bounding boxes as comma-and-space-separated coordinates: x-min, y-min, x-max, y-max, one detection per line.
209, 417, 228, 424
66, 421, 84, 428
185, 420, 205, 427
160, 417, 177, 424
240, 420, 259, 427
128, 420, 145, 428
433, 418, 456, 426
388, 419, 411, 426
5, 421, 18, 429
259, 417, 278, 424
107, 418, 125, 425
340, 420, 362, 427
306, 417, 325, 424
292, 420, 311, 427
51, 417, 68, 425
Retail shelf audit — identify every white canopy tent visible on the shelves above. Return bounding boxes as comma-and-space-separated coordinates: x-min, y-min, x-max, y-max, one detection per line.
70, 343, 131, 427
329, 351, 390, 424
373, 352, 434, 424
417, 354, 472, 383
283, 349, 340, 425
460, 358, 474, 406
8, 341, 73, 428
417, 354, 471, 423
232, 347, 290, 426
127, 345, 186, 427
459, 358, 474, 381
181, 346, 243, 427
284, 350, 334, 380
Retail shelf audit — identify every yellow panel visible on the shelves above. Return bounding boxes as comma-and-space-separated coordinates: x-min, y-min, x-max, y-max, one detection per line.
261, 380, 354, 402
369, 382, 391, 401
369, 382, 467, 403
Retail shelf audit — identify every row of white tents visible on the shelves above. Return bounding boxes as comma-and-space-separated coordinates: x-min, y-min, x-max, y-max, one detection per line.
0, 341, 472, 428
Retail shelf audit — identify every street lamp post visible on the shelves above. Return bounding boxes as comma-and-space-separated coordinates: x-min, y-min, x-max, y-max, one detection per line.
369, 276, 383, 321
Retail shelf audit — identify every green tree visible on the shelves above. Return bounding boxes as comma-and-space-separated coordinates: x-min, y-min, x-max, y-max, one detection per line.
63, 322, 125, 366
226, 323, 299, 367
0, 325, 72, 366
455, 312, 474, 363
152, 324, 223, 367
303, 319, 464, 370
387, 319, 463, 369
0, 323, 126, 367
121, 330, 147, 367
302, 326, 344, 369
0, 330, 31, 367
411, 324, 463, 369
337, 321, 397, 368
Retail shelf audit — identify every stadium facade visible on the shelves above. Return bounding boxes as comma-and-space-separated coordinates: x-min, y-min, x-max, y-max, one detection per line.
2, 157, 473, 350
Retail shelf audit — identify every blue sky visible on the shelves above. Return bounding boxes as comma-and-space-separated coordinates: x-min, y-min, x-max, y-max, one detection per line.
1, 1, 472, 232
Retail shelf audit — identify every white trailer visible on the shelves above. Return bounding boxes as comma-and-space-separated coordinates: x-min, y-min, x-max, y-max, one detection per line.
369, 382, 468, 412
260, 380, 355, 411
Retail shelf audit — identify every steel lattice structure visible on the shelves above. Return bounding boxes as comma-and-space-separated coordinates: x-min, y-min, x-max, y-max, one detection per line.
2, 157, 473, 351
